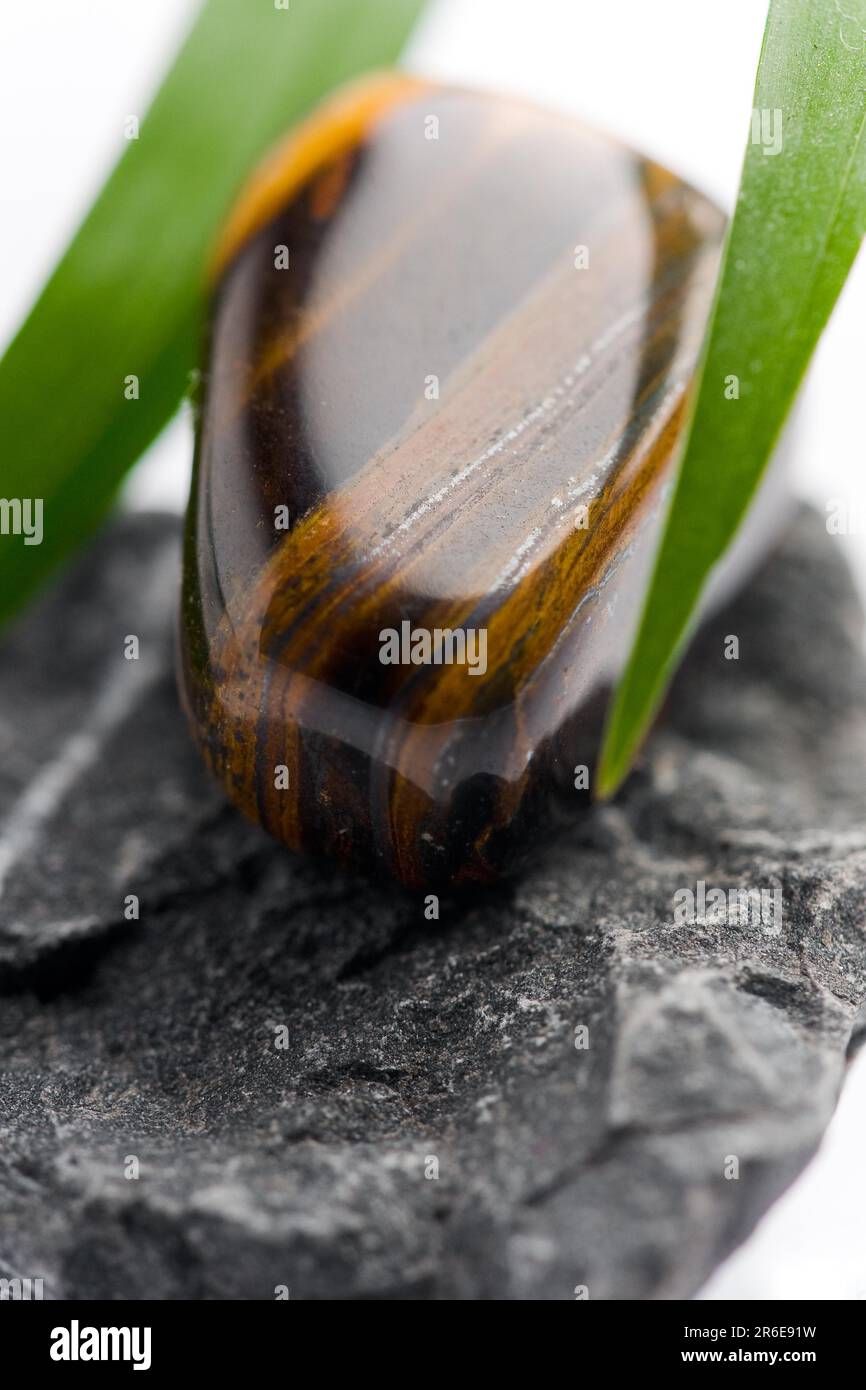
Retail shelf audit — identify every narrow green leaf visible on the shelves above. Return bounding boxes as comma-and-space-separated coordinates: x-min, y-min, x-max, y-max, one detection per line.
0, 0, 427, 626
597, 0, 866, 799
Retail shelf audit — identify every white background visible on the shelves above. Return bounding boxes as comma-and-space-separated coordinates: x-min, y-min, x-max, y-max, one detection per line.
1, 0, 865, 1299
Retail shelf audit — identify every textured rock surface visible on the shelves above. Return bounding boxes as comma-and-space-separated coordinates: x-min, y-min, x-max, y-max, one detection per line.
1, 509, 865, 1300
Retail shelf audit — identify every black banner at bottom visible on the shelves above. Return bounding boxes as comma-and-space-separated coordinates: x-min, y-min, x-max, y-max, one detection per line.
0, 1297, 853, 1374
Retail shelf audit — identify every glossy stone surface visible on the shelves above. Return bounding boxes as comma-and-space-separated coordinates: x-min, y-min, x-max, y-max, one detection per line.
180, 75, 730, 888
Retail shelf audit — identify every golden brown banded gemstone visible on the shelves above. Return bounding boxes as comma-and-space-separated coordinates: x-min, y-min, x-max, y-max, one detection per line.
179, 73, 728, 889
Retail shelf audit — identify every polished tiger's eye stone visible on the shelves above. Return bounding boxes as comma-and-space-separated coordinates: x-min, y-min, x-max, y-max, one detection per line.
179, 73, 744, 889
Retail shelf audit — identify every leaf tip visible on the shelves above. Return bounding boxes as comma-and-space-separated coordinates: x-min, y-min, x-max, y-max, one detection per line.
594, 740, 629, 803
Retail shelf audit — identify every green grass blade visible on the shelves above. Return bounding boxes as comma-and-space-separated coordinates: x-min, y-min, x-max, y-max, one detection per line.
0, 0, 427, 626
597, 0, 866, 799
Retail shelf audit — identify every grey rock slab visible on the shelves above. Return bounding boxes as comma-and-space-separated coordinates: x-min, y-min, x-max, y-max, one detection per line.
0, 508, 864, 1300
